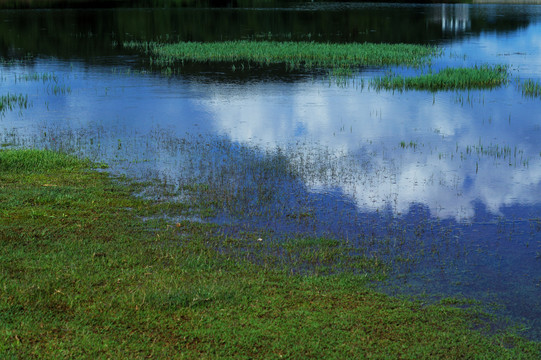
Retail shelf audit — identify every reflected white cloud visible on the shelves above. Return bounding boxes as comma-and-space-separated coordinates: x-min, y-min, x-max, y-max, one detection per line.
203, 79, 541, 221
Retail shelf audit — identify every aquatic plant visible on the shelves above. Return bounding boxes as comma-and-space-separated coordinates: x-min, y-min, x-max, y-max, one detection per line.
0, 93, 29, 115
15, 72, 58, 83
124, 40, 441, 69
47, 84, 71, 95
521, 79, 541, 99
371, 65, 509, 91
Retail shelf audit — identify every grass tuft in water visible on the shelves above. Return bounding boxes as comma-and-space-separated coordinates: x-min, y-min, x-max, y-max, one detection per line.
372, 65, 509, 91
521, 79, 541, 98
15, 72, 58, 83
0, 93, 29, 115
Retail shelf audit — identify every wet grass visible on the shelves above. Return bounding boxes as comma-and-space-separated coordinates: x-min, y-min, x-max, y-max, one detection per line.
372, 65, 509, 91
1, 148, 540, 358
124, 40, 440, 69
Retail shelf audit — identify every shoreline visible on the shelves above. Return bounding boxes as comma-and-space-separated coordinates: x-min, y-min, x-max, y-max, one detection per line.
1, 148, 540, 358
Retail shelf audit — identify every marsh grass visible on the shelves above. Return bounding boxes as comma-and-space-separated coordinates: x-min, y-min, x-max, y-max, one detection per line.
372, 65, 509, 91
2, 127, 527, 267
0, 93, 29, 115
1, 148, 540, 358
521, 79, 541, 98
15, 72, 58, 83
124, 40, 441, 69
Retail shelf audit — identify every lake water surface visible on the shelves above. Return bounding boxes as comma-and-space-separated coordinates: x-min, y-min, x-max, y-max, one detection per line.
2, 2, 541, 340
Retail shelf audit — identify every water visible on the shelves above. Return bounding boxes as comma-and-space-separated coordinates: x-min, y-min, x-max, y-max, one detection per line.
1, 2, 541, 340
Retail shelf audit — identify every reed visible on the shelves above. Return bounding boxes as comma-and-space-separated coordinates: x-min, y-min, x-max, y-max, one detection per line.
124, 40, 441, 69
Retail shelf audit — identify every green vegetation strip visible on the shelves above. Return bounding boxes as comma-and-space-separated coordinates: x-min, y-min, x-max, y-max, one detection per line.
1, 149, 540, 358
124, 40, 440, 68
371, 65, 509, 91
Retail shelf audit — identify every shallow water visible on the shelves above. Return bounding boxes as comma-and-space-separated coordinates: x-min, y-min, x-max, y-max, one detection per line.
1, 3, 541, 340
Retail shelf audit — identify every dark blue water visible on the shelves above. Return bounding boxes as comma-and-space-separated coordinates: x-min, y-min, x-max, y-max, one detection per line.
1, 3, 541, 340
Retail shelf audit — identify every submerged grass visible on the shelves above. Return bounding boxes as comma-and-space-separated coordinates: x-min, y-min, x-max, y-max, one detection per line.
371, 65, 509, 91
521, 79, 541, 98
0, 93, 29, 115
15, 72, 58, 83
1, 148, 540, 358
124, 40, 440, 69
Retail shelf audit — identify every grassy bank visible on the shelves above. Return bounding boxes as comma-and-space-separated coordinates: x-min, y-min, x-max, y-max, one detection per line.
1, 149, 540, 358
124, 40, 440, 69
371, 65, 509, 91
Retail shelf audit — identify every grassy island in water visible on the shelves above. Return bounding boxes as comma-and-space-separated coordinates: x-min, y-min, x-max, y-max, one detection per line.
124, 40, 441, 68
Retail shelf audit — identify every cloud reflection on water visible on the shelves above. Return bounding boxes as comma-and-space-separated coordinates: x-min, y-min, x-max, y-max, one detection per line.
204, 79, 541, 221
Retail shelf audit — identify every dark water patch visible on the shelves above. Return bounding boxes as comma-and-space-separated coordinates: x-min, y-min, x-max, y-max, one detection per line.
0, 5, 536, 62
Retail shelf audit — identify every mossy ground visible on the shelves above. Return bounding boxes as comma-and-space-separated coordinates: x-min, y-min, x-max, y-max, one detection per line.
1, 149, 540, 359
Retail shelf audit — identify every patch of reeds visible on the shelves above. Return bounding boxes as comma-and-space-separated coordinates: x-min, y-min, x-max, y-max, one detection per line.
371, 65, 509, 91
16, 72, 58, 83
0, 93, 29, 115
521, 79, 541, 99
124, 40, 441, 69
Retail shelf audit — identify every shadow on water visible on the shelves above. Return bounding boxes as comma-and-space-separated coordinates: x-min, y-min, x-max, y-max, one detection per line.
0, 4, 535, 61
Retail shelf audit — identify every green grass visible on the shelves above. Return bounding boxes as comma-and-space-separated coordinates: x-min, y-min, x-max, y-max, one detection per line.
372, 65, 509, 91
0, 148, 92, 172
1, 148, 540, 359
124, 40, 440, 69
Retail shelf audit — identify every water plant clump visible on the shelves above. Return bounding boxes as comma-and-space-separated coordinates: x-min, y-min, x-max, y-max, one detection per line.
0, 93, 29, 115
15, 72, 58, 83
371, 65, 509, 91
521, 79, 541, 98
123, 40, 441, 69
